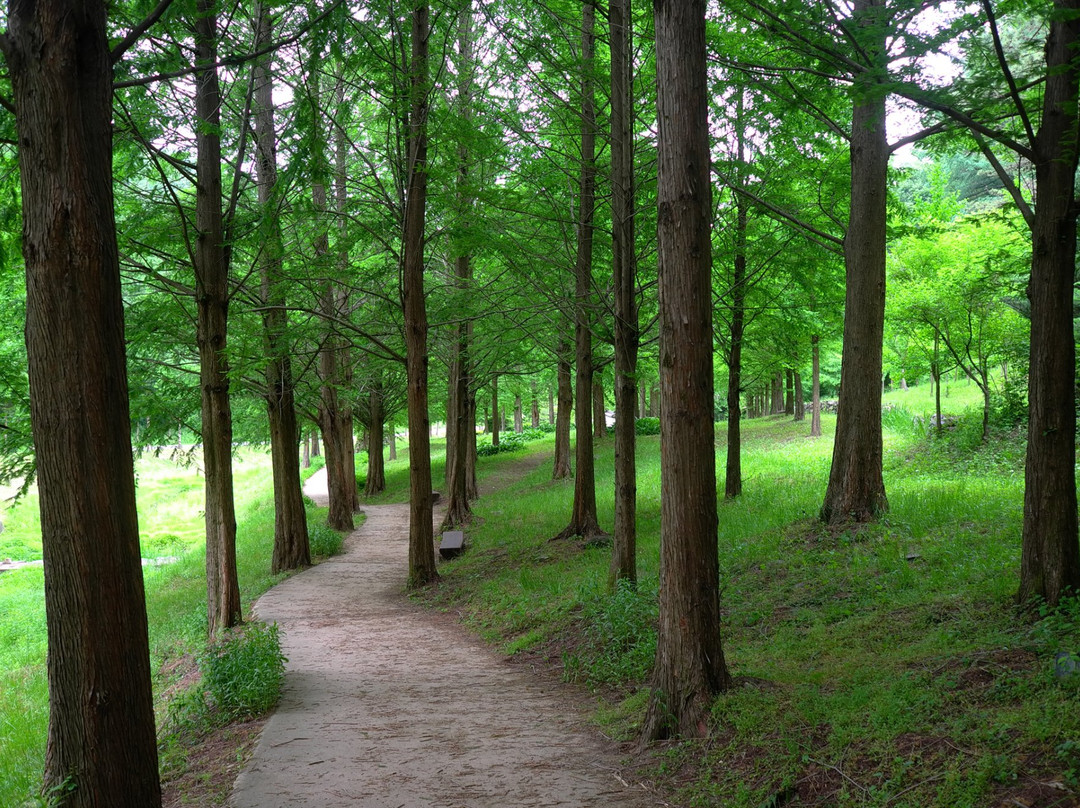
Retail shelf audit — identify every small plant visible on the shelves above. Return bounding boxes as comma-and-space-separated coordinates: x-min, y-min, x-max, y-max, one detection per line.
199, 622, 287, 719
309, 523, 344, 558
634, 417, 661, 436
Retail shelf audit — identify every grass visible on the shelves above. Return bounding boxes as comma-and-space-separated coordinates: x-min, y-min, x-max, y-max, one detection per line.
418, 383, 1080, 807
0, 447, 346, 806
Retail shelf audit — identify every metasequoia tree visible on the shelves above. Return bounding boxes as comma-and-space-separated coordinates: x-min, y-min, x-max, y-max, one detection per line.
443, 0, 478, 530
553, 0, 606, 543
253, 1, 311, 572
194, 0, 242, 634
608, 0, 639, 586
818, 0, 889, 523
309, 61, 357, 533
2, 0, 163, 801
643, 0, 732, 742
402, 0, 439, 587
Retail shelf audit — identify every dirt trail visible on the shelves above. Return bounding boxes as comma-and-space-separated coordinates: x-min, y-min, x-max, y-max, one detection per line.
230, 468, 659, 808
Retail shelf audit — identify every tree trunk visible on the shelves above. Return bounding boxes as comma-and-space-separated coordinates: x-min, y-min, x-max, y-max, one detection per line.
1019, 1, 1080, 606
531, 382, 541, 428
389, 423, 397, 460
365, 382, 386, 496
303, 433, 311, 468
784, 368, 795, 415
333, 67, 358, 515
254, 3, 310, 573
592, 378, 605, 438
8, 1, 163, 800
724, 103, 748, 500
194, 0, 242, 635
402, 0, 438, 588
609, 0, 639, 588
820, 0, 889, 524
548, 385, 555, 424
553, 338, 573, 479
642, 0, 731, 743
311, 430, 321, 458
554, 2, 605, 543
794, 370, 805, 421
491, 376, 500, 446
441, 4, 476, 530
514, 394, 524, 433
811, 334, 822, 437
639, 380, 647, 418
650, 383, 660, 417
312, 68, 354, 533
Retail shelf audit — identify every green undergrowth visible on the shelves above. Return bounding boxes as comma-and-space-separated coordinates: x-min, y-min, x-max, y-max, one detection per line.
0, 449, 341, 806
418, 400, 1080, 807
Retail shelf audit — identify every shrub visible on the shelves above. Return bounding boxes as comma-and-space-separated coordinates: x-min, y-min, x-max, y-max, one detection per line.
309, 522, 344, 558
198, 622, 287, 719
634, 417, 661, 436
476, 433, 528, 457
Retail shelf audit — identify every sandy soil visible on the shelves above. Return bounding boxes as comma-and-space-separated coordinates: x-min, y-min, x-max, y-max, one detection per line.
230, 469, 660, 808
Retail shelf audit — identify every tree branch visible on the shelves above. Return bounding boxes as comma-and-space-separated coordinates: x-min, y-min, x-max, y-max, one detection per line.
111, 0, 178, 64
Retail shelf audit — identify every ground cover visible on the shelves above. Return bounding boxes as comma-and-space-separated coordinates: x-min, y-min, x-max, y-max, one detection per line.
419, 388, 1080, 807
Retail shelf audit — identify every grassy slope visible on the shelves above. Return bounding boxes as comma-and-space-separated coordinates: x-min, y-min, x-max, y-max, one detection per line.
0, 449, 337, 806
419, 388, 1080, 808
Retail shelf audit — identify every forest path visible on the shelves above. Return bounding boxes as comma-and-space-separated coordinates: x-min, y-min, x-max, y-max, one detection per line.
229, 464, 659, 808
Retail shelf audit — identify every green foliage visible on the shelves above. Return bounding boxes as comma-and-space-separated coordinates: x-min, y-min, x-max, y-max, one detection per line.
308, 522, 345, 558
564, 580, 658, 687
198, 622, 287, 719
476, 433, 528, 456
634, 417, 661, 436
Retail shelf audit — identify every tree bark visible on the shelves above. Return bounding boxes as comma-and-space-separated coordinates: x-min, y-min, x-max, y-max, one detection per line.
811, 334, 822, 437
592, 378, 605, 437
365, 382, 386, 496
254, 2, 310, 573
491, 375, 500, 446
194, 0, 241, 635
554, 1, 605, 543
548, 385, 555, 424
1019, 1, 1080, 606
7, 0, 163, 799
609, 0, 639, 588
313, 68, 357, 532
553, 337, 573, 479
531, 382, 541, 428
402, 0, 438, 587
784, 368, 795, 415
794, 370, 805, 421
441, 2, 476, 531
514, 394, 524, 433
724, 103, 748, 500
820, 0, 889, 525
642, 0, 731, 743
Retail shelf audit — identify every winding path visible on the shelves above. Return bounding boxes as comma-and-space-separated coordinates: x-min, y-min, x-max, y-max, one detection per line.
229, 470, 659, 807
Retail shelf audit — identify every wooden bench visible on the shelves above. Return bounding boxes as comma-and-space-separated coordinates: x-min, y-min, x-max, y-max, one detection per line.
439, 530, 465, 559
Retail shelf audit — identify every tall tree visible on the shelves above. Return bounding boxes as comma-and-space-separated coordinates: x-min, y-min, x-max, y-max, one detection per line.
443, 0, 478, 530
402, 0, 439, 587
309, 62, 356, 533
2, 0, 163, 801
194, 0, 242, 634
253, 1, 311, 573
553, 1, 606, 543
643, 0, 732, 742
820, 0, 889, 524
608, 0, 639, 586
